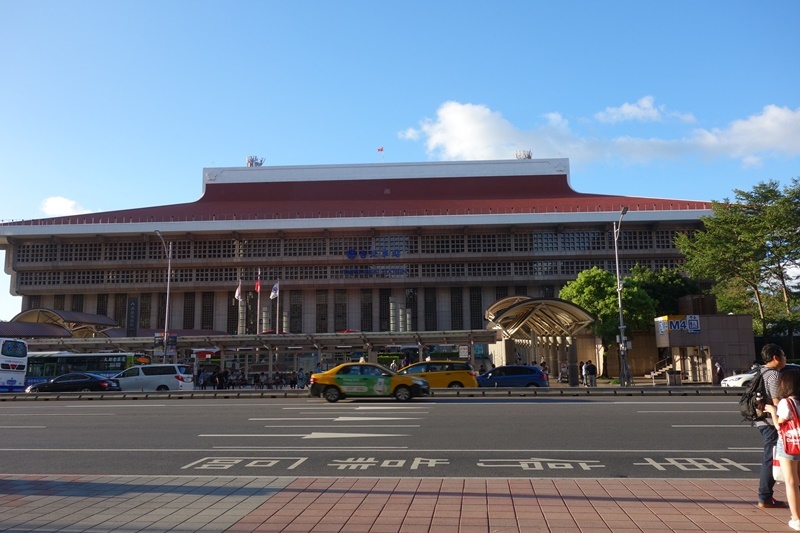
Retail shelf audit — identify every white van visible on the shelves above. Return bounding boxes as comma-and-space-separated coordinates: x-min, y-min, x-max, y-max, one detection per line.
114, 364, 194, 391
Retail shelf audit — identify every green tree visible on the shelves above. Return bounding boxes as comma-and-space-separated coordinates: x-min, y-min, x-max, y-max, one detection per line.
559, 267, 657, 374
676, 179, 800, 346
629, 265, 701, 316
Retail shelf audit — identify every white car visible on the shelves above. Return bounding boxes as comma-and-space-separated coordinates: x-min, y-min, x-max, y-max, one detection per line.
720, 369, 757, 387
114, 364, 195, 391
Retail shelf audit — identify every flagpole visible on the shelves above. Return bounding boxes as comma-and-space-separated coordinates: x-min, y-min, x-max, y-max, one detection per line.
276, 281, 280, 333
256, 268, 262, 333
235, 277, 242, 335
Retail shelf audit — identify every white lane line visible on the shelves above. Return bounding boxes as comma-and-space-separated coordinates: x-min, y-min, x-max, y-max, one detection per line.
614, 401, 738, 404
0, 426, 46, 429
214, 446, 408, 450
639, 410, 735, 413
261, 425, 420, 428
65, 404, 167, 408
199, 432, 408, 439
282, 407, 429, 411
672, 425, 752, 428
0, 447, 762, 452
250, 417, 420, 421
0, 413, 113, 416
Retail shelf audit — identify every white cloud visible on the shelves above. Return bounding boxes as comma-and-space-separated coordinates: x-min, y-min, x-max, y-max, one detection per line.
690, 104, 800, 160
595, 96, 663, 123
593, 96, 696, 124
401, 101, 800, 167
398, 128, 420, 141
40, 197, 90, 217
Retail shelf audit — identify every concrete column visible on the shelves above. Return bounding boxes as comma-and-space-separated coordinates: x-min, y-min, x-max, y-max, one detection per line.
237, 301, 246, 335
547, 338, 558, 382
567, 336, 580, 387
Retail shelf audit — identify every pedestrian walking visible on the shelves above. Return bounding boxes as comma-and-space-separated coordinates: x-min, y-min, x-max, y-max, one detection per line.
754, 343, 788, 510
715, 362, 725, 384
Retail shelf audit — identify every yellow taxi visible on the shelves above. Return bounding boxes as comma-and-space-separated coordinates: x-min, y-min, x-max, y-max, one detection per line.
397, 360, 478, 388
309, 362, 430, 403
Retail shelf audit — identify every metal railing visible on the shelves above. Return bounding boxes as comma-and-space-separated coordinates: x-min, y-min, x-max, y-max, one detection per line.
649, 357, 674, 385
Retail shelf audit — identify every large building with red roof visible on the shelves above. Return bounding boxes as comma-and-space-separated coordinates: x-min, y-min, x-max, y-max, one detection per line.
0, 158, 711, 339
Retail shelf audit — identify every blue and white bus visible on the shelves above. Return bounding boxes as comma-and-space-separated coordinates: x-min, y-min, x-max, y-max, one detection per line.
0, 338, 29, 392
25, 351, 147, 387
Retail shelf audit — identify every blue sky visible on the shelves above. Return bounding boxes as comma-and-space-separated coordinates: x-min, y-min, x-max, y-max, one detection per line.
1, 1, 799, 321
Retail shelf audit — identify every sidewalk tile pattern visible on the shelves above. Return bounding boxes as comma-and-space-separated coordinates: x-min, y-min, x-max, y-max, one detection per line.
0, 475, 793, 532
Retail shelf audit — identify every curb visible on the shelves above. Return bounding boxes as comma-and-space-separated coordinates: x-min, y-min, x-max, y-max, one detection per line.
1, 385, 745, 401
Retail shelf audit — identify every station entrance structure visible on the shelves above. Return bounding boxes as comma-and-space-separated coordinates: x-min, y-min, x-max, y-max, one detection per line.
11, 298, 599, 386
486, 296, 597, 386
23, 329, 502, 378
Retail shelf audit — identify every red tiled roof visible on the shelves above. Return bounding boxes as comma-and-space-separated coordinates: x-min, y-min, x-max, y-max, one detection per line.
3, 171, 712, 226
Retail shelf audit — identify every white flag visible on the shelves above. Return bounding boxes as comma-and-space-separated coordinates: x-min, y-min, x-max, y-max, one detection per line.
269, 282, 279, 300
235, 280, 242, 302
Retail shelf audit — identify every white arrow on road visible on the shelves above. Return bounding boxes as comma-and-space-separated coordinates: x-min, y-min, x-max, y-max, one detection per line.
200, 432, 408, 439
249, 417, 419, 421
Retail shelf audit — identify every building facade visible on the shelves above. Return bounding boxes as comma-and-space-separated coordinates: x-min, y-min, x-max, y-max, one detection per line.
0, 159, 711, 345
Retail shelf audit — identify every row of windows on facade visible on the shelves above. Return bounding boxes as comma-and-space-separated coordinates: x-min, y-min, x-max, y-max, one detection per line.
29, 286, 537, 335
14, 229, 690, 263
16, 258, 685, 287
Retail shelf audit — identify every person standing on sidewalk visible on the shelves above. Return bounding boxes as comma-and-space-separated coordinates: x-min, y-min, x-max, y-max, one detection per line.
763, 368, 800, 531
584, 360, 597, 387
755, 343, 788, 510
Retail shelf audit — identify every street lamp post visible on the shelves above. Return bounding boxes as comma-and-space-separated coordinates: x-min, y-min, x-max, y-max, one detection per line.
154, 230, 173, 363
613, 206, 634, 387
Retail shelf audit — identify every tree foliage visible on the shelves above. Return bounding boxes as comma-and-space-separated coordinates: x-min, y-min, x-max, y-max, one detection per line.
629, 265, 701, 316
558, 267, 657, 352
676, 179, 800, 339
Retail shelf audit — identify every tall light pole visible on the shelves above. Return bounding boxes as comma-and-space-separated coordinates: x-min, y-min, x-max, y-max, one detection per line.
613, 206, 634, 387
154, 230, 173, 363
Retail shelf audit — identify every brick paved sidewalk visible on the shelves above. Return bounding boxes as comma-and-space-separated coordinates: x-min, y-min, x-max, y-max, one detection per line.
0, 475, 792, 532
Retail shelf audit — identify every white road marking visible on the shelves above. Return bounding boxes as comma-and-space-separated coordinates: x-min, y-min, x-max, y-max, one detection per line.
65, 404, 167, 408
214, 446, 408, 450
638, 410, 735, 413
0, 413, 113, 416
0, 426, 46, 429
261, 425, 420, 428
249, 416, 420, 421
672, 425, 752, 428
282, 407, 428, 411
199, 432, 408, 439
613, 401, 738, 404
0, 447, 763, 452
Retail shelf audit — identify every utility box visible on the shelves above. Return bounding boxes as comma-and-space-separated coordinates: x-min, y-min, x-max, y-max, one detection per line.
667, 370, 682, 386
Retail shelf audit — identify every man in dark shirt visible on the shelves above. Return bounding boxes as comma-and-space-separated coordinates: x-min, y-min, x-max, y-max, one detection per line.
756, 343, 787, 509
584, 360, 597, 387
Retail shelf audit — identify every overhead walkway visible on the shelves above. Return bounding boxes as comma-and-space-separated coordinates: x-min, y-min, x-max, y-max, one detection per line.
485, 296, 597, 386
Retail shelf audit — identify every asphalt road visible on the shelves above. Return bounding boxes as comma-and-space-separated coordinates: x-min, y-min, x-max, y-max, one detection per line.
0, 395, 762, 479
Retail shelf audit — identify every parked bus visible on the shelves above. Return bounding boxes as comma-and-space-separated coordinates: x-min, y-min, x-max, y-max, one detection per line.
25, 351, 148, 387
0, 338, 28, 392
